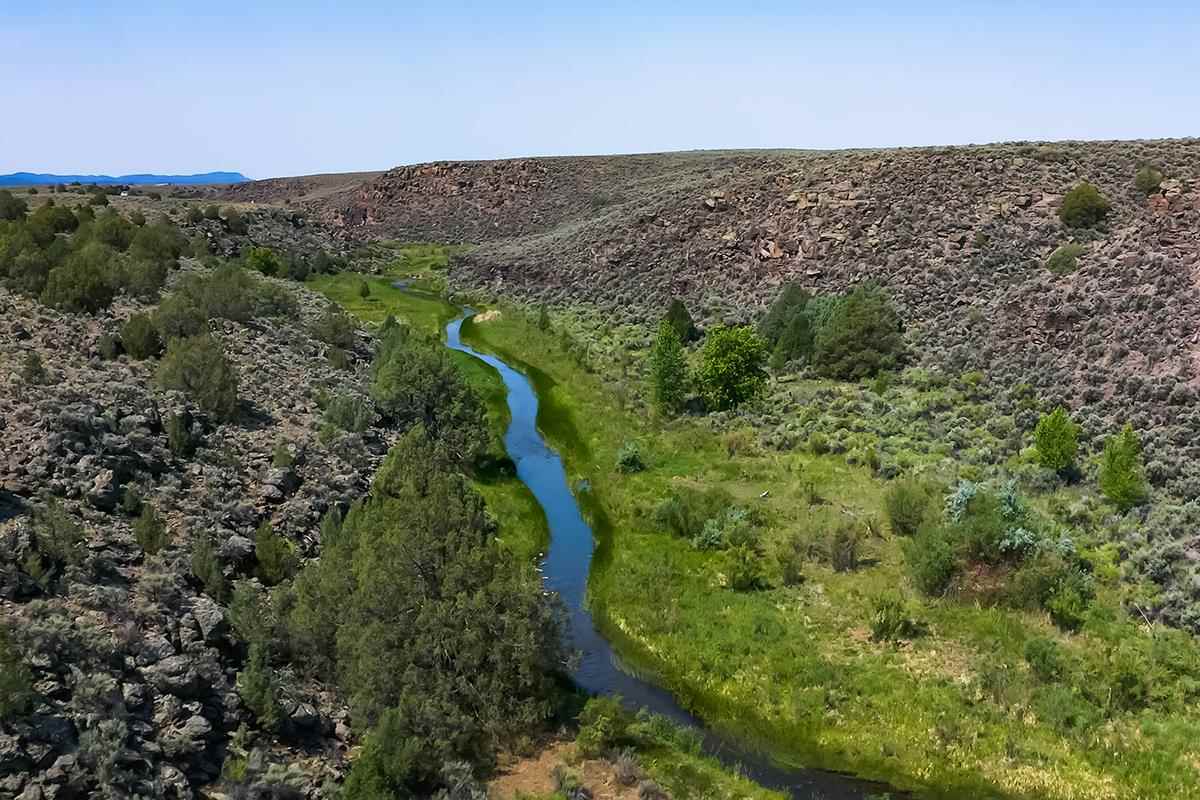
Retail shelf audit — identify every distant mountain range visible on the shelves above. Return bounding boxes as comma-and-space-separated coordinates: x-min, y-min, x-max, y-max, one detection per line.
0, 171, 250, 187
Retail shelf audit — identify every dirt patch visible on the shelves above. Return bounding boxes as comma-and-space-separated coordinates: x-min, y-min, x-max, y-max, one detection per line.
489, 742, 641, 800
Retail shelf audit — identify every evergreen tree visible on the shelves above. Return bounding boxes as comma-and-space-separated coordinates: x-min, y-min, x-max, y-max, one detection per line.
649, 321, 688, 414
1098, 423, 1149, 512
812, 283, 904, 379
1033, 406, 1080, 474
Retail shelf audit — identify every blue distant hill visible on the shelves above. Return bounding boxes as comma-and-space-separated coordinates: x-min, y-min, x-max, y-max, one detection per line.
0, 171, 250, 187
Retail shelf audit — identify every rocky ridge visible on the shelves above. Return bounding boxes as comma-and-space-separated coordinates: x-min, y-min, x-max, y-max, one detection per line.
0, 265, 386, 799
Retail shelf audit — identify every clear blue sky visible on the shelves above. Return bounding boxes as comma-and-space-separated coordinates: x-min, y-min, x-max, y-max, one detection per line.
3, 1, 1197, 178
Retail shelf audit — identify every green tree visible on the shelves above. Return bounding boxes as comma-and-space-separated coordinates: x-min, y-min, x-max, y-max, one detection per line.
1098, 423, 1149, 512
1059, 182, 1111, 228
1033, 406, 1080, 474
370, 326, 488, 465
664, 298, 698, 342
237, 643, 281, 731
157, 334, 240, 419
812, 284, 904, 379
289, 427, 564, 779
696, 326, 767, 411
649, 321, 688, 414
191, 534, 226, 601
884, 478, 933, 537
222, 207, 248, 235
40, 242, 116, 312
21, 351, 47, 385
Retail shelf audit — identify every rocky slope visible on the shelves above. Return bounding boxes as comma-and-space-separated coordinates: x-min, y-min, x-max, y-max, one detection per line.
0, 266, 386, 799
291, 142, 1200, 498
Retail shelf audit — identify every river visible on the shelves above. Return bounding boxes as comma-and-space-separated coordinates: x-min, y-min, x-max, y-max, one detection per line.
445, 309, 899, 800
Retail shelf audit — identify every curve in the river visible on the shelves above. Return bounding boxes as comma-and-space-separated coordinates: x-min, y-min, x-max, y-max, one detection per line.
445, 310, 900, 800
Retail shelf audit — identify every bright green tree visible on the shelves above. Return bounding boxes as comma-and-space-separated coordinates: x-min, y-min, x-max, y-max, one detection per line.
1098, 423, 1149, 512
649, 321, 688, 414
696, 326, 767, 411
1033, 406, 1080, 473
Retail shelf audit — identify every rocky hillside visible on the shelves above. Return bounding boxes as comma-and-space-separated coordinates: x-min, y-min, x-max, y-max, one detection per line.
298, 141, 1200, 499
0, 266, 386, 799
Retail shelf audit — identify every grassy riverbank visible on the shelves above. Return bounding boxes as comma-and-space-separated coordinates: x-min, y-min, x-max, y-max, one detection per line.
309, 258, 786, 799
456, 303, 1200, 800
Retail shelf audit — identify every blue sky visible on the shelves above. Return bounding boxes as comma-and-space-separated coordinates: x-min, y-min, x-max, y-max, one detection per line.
3, 1, 1197, 178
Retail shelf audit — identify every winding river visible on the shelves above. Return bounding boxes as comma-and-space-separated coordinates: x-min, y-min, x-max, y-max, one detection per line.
445, 309, 897, 800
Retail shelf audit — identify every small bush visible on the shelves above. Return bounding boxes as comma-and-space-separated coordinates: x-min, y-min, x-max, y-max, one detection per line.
191, 535, 225, 601
120, 313, 162, 359
203, 204, 221, 220
21, 351, 48, 385
40, 244, 116, 312
98, 333, 122, 360
653, 487, 732, 540
884, 477, 932, 536
905, 524, 959, 596
222, 207, 248, 235
254, 522, 297, 586
1134, 165, 1164, 195
243, 247, 281, 276
615, 441, 645, 474
1045, 243, 1085, 275
157, 334, 240, 419
133, 504, 170, 555
0, 625, 34, 719
827, 521, 861, 572
154, 292, 208, 339
1024, 637, 1064, 682
869, 595, 926, 642
32, 499, 85, 569
322, 393, 373, 434
166, 411, 199, 458
1058, 183, 1111, 228
311, 306, 357, 349
576, 696, 632, 757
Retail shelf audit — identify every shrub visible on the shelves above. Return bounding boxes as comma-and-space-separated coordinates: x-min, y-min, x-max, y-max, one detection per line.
773, 530, 808, 587
271, 441, 294, 469
157, 334, 239, 419
89, 191, 109, 206
664, 298, 698, 342
615, 441, 645, 474
357, 280, 370, 298
1058, 183, 1111, 228
238, 643, 281, 730
811, 284, 904, 379
222, 207, 248, 235
1024, 636, 1064, 682
21, 351, 47, 385
243, 246, 281, 276
1033, 407, 1079, 474
40, 243, 116, 312
133, 504, 170, 555
1045, 243, 1085, 275
869, 595, 925, 642
905, 524, 959, 596
884, 477, 933, 536
98, 333, 122, 360
1134, 165, 1164, 195
32, 499, 85, 569
191, 535, 225, 601
322, 392, 373, 434
203, 204, 221, 220
254, 522, 297, 586
653, 487, 732, 540
1098, 423, 1148, 512
154, 292, 208, 339
186, 206, 203, 224
166, 411, 199, 458
648, 321, 688, 415
0, 190, 27, 221
0, 625, 34, 719
576, 696, 632, 756
827, 521, 861, 572
128, 222, 186, 267
120, 313, 162, 359
310, 305, 357, 349
696, 326, 767, 411
128, 209, 145, 227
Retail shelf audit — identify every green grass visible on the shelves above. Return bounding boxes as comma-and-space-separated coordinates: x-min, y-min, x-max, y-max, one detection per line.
459, 304, 1200, 800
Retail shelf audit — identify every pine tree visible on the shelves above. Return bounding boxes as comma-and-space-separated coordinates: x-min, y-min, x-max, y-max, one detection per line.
664, 298, 698, 342
649, 321, 688, 414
